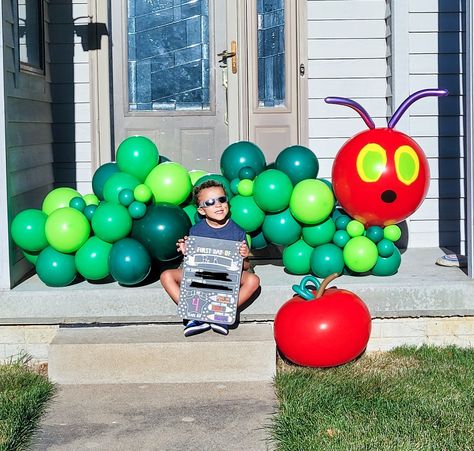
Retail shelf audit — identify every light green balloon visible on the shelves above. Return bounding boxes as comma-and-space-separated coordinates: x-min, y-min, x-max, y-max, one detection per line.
133, 184, 152, 203
237, 179, 254, 196
302, 217, 336, 247
116, 136, 159, 182
343, 236, 378, 273
75, 236, 112, 280
145, 162, 192, 205
346, 220, 365, 237
384, 224, 402, 242
289, 179, 335, 224
91, 202, 132, 243
283, 239, 313, 275
42, 187, 81, 215
189, 170, 208, 185
83, 194, 100, 206
11, 209, 48, 252
45, 207, 90, 253
103, 172, 140, 204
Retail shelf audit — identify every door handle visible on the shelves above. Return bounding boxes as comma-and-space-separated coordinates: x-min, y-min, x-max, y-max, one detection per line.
217, 41, 237, 74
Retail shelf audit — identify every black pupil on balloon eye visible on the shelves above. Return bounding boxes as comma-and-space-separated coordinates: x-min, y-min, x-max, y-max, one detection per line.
381, 190, 397, 203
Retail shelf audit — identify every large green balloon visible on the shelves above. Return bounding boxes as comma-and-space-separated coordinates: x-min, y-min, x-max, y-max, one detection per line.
145, 162, 192, 205
109, 238, 151, 285
283, 239, 313, 274
91, 202, 132, 243
372, 247, 401, 276
229, 196, 265, 233
75, 236, 113, 280
132, 203, 191, 261
343, 236, 378, 273
220, 141, 266, 181
183, 204, 198, 225
189, 170, 208, 185
103, 172, 140, 204
92, 163, 120, 200
116, 136, 159, 182
36, 246, 77, 287
289, 179, 335, 225
310, 243, 345, 278
194, 174, 234, 200
45, 207, 90, 253
275, 145, 319, 185
42, 187, 81, 215
301, 217, 336, 247
11, 209, 48, 252
253, 169, 293, 213
262, 208, 302, 246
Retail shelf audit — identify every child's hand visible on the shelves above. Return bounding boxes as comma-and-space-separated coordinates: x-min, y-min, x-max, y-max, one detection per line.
176, 236, 188, 255
239, 240, 250, 258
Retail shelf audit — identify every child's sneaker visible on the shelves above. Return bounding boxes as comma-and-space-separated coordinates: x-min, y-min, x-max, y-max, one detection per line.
210, 323, 229, 335
436, 254, 467, 268
184, 320, 211, 337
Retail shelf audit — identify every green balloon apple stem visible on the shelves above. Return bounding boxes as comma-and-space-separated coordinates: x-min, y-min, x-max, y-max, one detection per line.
292, 275, 321, 300
315, 272, 340, 299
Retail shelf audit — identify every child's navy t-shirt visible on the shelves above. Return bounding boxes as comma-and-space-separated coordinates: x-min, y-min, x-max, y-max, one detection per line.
189, 219, 246, 242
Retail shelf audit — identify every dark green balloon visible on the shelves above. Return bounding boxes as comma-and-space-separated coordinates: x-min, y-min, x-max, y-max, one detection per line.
302, 218, 336, 247
372, 247, 401, 276
229, 195, 265, 233
92, 162, 120, 200
75, 236, 112, 280
249, 230, 268, 249
275, 145, 319, 185
366, 226, 384, 243
118, 188, 134, 206
36, 246, 77, 287
262, 208, 302, 246
283, 239, 313, 274
238, 166, 256, 180
310, 243, 345, 278
220, 141, 266, 181
69, 196, 86, 212
230, 178, 240, 195
335, 214, 351, 230
333, 230, 351, 248
83, 205, 97, 221
128, 201, 147, 219
132, 203, 191, 261
109, 238, 151, 285
11, 209, 48, 252
377, 238, 395, 257
194, 174, 234, 200
253, 169, 293, 213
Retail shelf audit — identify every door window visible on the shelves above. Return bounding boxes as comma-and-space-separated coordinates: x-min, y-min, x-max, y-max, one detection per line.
128, 0, 210, 111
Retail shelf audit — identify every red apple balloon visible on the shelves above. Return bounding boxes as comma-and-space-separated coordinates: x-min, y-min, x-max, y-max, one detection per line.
274, 274, 372, 367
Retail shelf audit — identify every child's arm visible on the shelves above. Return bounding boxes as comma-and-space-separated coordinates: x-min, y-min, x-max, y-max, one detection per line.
176, 236, 189, 255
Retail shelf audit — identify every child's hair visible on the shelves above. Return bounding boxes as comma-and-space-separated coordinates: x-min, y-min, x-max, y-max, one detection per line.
192, 180, 225, 206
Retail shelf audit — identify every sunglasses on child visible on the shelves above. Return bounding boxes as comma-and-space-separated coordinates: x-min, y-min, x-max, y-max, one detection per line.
199, 195, 228, 208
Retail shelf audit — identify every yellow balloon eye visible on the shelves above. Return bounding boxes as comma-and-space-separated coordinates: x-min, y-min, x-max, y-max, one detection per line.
356, 144, 387, 183
394, 145, 419, 185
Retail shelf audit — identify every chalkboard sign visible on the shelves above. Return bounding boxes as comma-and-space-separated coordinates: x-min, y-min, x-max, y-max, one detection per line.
177, 236, 243, 325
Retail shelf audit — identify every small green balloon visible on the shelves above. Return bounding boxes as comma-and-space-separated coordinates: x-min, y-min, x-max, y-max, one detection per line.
92, 162, 120, 200
289, 179, 334, 225
229, 196, 265, 232
45, 207, 90, 253
11, 209, 48, 252
372, 247, 401, 276
183, 204, 198, 225
335, 214, 351, 230
310, 244, 344, 278
333, 230, 351, 248
83, 193, 100, 206
384, 224, 402, 242
69, 196, 86, 212
366, 225, 384, 243
262, 208, 302, 246
319, 178, 333, 192
103, 172, 140, 204
189, 169, 208, 185
253, 169, 293, 213
116, 136, 159, 182
343, 236, 378, 273
238, 166, 256, 180
346, 220, 365, 237
302, 218, 336, 247
230, 178, 240, 195
237, 179, 254, 196
145, 162, 192, 205
75, 236, 113, 280
133, 184, 152, 203
377, 238, 395, 257
91, 202, 132, 243
36, 246, 77, 287
283, 239, 313, 275
42, 187, 81, 215
83, 205, 97, 221
118, 188, 134, 206
128, 201, 147, 219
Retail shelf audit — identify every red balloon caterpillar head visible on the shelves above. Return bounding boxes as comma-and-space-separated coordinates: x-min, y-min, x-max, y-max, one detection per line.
326, 89, 448, 227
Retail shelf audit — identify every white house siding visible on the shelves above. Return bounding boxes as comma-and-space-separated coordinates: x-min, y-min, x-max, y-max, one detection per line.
49, 0, 93, 195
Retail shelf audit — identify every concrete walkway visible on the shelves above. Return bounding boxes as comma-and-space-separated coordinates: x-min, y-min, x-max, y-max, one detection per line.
33, 381, 276, 451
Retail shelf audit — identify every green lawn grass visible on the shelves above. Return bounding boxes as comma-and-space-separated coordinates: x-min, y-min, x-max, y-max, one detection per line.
0, 356, 55, 451
272, 346, 474, 450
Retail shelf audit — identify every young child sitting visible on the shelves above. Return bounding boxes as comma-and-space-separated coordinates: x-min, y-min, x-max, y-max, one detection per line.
160, 180, 261, 337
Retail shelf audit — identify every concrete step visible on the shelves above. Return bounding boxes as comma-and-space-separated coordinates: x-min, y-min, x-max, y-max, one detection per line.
48, 323, 276, 384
